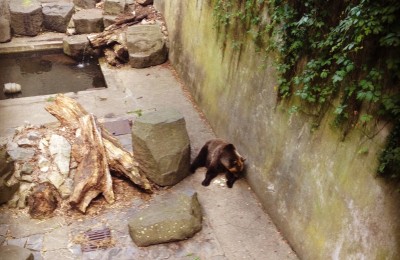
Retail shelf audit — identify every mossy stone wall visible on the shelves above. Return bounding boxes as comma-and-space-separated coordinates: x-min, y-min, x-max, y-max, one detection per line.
154, 1, 400, 258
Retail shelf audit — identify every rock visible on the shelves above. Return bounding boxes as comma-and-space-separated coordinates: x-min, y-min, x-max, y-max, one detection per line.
6, 142, 35, 161
59, 178, 73, 199
131, 108, 190, 186
73, 9, 104, 34
38, 156, 50, 172
128, 190, 202, 246
63, 34, 94, 59
103, 15, 118, 28
137, 0, 153, 6
28, 182, 60, 219
49, 134, 71, 176
104, 0, 125, 15
9, 0, 43, 36
27, 131, 41, 141
0, 245, 34, 260
47, 167, 65, 189
126, 24, 168, 68
42, 3, 74, 33
17, 182, 34, 209
21, 163, 34, 175
3, 83, 21, 94
0, 145, 19, 204
73, 0, 98, 9
0, 17, 11, 43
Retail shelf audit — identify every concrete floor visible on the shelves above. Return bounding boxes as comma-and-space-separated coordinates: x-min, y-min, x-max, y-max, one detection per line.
0, 35, 297, 259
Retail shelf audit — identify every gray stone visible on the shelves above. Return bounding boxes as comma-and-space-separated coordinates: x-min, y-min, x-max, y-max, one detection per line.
27, 131, 41, 141
73, 0, 98, 9
21, 163, 34, 175
128, 190, 202, 246
126, 24, 168, 68
137, 0, 153, 6
1, 145, 26, 205
63, 34, 95, 59
9, 0, 43, 36
6, 142, 35, 162
0, 17, 11, 43
131, 108, 190, 186
73, 9, 104, 34
49, 134, 71, 176
16, 138, 34, 147
47, 168, 64, 189
0, 245, 33, 260
42, 3, 74, 33
104, 0, 126, 15
103, 15, 118, 28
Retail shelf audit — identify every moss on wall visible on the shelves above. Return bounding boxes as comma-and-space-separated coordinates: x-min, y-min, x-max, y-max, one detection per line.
155, 0, 400, 258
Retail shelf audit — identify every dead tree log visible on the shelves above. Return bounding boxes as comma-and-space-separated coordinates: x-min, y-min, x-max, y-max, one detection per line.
45, 95, 152, 197
69, 114, 114, 213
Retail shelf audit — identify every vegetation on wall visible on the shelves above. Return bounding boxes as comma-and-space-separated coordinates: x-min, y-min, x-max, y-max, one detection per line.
212, 0, 400, 180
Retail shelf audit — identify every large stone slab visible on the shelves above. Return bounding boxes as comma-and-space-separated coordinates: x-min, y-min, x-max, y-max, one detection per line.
126, 24, 168, 68
63, 34, 97, 59
10, 0, 43, 36
42, 3, 74, 33
128, 190, 202, 246
104, 0, 125, 15
0, 245, 33, 260
73, 0, 98, 9
0, 17, 10, 43
73, 9, 104, 34
131, 108, 190, 186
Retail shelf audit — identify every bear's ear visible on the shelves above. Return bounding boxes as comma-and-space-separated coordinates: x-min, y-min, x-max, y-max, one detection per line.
224, 143, 235, 152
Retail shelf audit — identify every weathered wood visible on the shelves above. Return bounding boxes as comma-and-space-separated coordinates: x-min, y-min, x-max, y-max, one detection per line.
45, 95, 153, 195
89, 14, 148, 49
69, 114, 114, 213
113, 44, 129, 62
104, 47, 120, 66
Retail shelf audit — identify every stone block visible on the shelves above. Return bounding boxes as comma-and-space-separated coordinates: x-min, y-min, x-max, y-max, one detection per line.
73, 0, 98, 9
128, 190, 202, 246
137, 0, 153, 6
0, 17, 10, 43
103, 15, 118, 28
0, 245, 33, 260
0, 145, 18, 205
63, 34, 95, 59
73, 8, 104, 34
10, 0, 43, 36
126, 24, 168, 68
42, 3, 74, 33
104, 0, 125, 15
131, 108, 190, 186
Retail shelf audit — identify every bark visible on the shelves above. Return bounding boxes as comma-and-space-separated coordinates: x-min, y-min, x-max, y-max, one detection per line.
44, 95, 152, 212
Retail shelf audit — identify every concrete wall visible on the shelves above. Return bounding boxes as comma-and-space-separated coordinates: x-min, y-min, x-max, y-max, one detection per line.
154, 1, 400, 259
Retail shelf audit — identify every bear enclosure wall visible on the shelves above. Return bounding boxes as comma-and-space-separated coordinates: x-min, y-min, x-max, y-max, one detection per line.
154, 1, 400, 259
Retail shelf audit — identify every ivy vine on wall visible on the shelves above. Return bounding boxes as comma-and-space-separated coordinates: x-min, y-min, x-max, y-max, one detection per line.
212, 0, 400, 180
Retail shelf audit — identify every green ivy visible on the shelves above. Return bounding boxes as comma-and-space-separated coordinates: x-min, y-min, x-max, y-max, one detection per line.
212, 0, 400, 180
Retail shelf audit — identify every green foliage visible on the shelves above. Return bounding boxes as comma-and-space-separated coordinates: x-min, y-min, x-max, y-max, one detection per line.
212, 0, 400, 180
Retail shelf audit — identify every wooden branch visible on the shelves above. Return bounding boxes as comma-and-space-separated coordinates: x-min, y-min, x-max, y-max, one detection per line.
45, 95, 153, 194
69, 114, 115, 213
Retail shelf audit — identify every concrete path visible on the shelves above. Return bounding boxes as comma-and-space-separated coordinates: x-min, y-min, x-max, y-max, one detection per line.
0, 39, 297, 260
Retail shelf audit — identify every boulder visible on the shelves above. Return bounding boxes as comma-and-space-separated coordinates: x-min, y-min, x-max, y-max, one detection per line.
63, 34, 97, 59
42, 3, 74, 33
0, 245, 33, 260
73, 9, 104, 34
103, 15, 118, 28
137, 0, 153, 6
0, 145, 19, 204
104, 0, 126, 15
0, 17, 11, 43
9, 0, 43, 36
49, 134, 71, 176
131, 109, 190, 186
73, 0, 98, 9
128, 190, 202, 246
6, 142, 35, 161
126, 24, 168, 68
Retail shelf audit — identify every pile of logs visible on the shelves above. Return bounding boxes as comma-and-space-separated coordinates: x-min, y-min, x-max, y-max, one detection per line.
43, 95, 152, 213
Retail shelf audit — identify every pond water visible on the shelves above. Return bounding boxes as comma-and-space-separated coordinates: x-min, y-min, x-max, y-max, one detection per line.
0, 50, 106, 100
